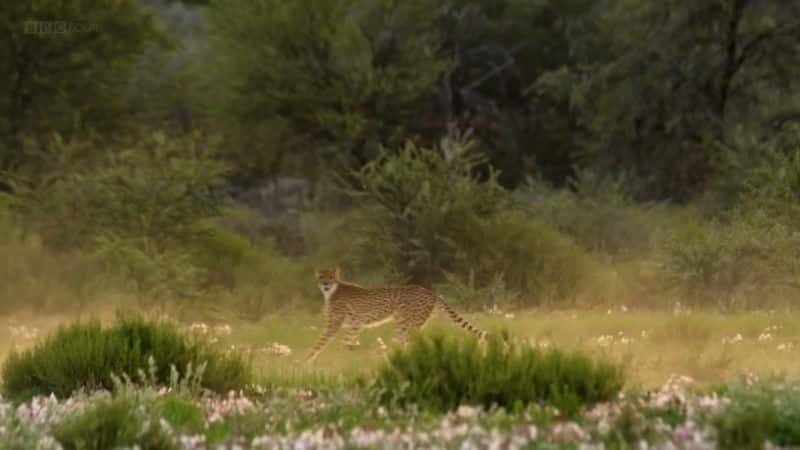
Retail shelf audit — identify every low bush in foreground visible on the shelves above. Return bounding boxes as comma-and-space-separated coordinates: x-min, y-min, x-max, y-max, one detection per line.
4, 376, 800, 449
714, 382, 800, 450
371, 332, 625, 416
1, 314, 249, 401
54, 394, 176, 450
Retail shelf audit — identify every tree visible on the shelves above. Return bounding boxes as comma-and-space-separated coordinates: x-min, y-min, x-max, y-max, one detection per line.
208, 0, 446, 183
433, 0, 611, 187
0, 0, 163, 171
565, 0, 800, 200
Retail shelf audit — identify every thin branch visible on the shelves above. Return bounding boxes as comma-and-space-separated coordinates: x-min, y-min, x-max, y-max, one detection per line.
735, 21, 800, 68
460, 40, 529, 94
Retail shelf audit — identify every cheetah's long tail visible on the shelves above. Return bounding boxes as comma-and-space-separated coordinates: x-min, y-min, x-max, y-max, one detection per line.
436, 296, 487, 340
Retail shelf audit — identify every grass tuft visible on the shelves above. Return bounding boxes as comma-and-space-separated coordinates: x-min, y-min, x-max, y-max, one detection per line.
54, 394, 176, 450
371, 331, 625, 416
714, 382, 800, 450
1, 313, 249, 401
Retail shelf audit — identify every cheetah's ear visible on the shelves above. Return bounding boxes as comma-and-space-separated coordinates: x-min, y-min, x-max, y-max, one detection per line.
334, 267, 341, 280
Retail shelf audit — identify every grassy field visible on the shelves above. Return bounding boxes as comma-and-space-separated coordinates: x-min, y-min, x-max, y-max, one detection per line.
3, 307, 798, 389
5, 307, 800, 449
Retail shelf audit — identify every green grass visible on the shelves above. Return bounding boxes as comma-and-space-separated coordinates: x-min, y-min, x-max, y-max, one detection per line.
54, 394, 176, 450
3, 314, 800, 449
156, 393, 206, 433
371, 332, 624, 415
199, 308, 800, 390
3, 309, 800, 393
1, 313, 250, 401
714, 382, 800, 450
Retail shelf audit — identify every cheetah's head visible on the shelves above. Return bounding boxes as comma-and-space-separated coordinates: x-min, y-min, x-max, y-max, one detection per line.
315, 267, 340, 297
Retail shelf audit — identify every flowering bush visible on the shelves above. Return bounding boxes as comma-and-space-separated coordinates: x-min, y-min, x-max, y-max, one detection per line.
0, 377, 797, 449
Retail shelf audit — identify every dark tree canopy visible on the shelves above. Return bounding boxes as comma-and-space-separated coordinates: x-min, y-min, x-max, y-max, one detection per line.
0, 0, 163, 169
567, 0, 800, 200
0, 0, 799, 201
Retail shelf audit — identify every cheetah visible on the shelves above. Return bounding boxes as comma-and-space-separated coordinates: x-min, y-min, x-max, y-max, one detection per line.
306, 268, 486, 362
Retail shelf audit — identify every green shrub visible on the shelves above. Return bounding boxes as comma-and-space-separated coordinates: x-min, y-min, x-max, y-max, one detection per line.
13, 132, 228, 251
433, 211, 593, 307
714, 382, 800, 450
463, 211, 594, 304
710, 124, 800, 221
54, 394, 176, 450
660, 214, 800, 307
188, 220, 251, 270
8, 133, 252, 298
349, 135, 507, 285
0, 415, 50, 450
517, 171, 659, 259
1, 314, 249, 401
434, 272, 520, 310
156, 394, 205, 433
348, 135, 593, 303
371, 332, 625, 416
700, 127, 800, 308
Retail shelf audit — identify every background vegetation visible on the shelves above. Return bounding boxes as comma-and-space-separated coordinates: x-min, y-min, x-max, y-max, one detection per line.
1, 0, 800, 314
3, 2, 800, 448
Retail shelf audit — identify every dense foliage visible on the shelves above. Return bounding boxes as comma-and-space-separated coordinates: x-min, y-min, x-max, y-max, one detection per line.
348, 134, 592, 298
0, 0, 799, 309
0, 0, 163, 171
54, 394, 177, 450
1, 0, 798, 197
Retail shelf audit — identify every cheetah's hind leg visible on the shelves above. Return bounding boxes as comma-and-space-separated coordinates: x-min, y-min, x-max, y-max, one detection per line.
393, 321, 423, 349
393, 306, 432, 348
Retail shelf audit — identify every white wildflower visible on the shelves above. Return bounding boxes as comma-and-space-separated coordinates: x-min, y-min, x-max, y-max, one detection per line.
595, 335, 614, 347
265, 343, 292, 356
188, 323, 208, 334
350, 427, 386, 447
550, 422, 588, 443
758, 332, 774, 342
213, 324, 233, 335
8, 325, 39, 340
722, 333, 743, 344
456, 405, 480, 420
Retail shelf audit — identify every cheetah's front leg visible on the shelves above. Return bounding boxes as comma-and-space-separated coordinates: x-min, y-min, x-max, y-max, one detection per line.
306, 314, 343, 363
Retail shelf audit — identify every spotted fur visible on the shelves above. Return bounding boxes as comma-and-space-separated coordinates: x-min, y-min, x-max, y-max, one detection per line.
306, 268, 486, 362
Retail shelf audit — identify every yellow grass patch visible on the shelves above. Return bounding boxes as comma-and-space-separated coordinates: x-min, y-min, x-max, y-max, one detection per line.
3, 308, 797, 390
